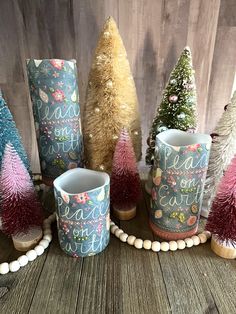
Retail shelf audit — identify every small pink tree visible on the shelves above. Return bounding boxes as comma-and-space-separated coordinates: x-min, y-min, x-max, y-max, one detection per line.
206, 155, 236, 244
110, 129, 142, 220
0, 143, 43, 235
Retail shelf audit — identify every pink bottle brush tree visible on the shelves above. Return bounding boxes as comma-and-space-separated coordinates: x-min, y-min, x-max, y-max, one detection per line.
110, 128, 142, 220
0, 143, 43, 236
206, 155, 236, 258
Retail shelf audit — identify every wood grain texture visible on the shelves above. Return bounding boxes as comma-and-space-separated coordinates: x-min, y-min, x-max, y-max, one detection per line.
2, 183, 236, 313
0, 0, 235, 170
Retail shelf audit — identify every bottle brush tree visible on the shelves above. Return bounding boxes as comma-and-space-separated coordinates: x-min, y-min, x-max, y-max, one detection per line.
206, 155, 236, 244
0, 143, 43, 236
201, 91, 236, 217
146, 47, 197, 166
83, 16, 142, 173
0, 90, 30, 172
110, 128, 142, 220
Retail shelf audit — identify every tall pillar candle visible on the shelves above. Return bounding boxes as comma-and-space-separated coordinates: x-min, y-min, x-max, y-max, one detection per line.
150, 129, 211, 240
26, 59, 83, 184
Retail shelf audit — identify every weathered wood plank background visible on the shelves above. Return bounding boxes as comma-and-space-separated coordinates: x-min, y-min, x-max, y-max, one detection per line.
0, 0, 235, 172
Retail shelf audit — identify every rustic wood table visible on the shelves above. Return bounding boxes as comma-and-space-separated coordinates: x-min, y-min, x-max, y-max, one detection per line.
0, 183, 236, 314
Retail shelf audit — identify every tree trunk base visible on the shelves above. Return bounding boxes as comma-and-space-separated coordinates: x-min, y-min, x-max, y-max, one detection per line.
113, 206, 136, 221
211, 235, 236, 259
12, 227, 43, 252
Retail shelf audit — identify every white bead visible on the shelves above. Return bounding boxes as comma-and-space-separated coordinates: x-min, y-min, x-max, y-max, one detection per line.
202, 231, 211, 239
151, 241, 160, 252
191, 235, 200, 246
134, 238, 143, 249
18, 255, 29, 267
0, 262, 9, 274
185, 238, 194, 248
34, 245, 45, 256
169, 241, 178, 251
43, 234, 52, 242
35, 185, 40, 192
160, 242, 169, 252
39, 183, 45, 190
26, 250, 37, 261
39, 239, 49, 249
177, 240, 186, 250
120, 233, 128, 242
143, 240, 152, 250
43, 219, 50, 226
110, 221, 115, 227
199, 233, 207, 244
110, 225, 119, 234
43, 228, 52, 235
127, 235, 136, 245
9, 261, 20, 272
114, 229, 123, 238
49, 213, 56, 221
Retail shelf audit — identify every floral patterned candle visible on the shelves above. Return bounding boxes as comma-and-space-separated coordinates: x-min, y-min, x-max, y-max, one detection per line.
26, 59, 83, 183
53, 168, 110, 257
150, 129, 211, 240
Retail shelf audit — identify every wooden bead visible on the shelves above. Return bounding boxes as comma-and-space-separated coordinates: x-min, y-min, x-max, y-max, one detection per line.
191, 235, 200, 246
34, 245, 45, 256
199, 233, 207, 243
43, 234, 52, 242
9, 261, 20, 272
18, 255, 29, 267
120, 233, 128, 242
110, 221, 115, 227
185, 238, 194, 248
127, 235, 136, 245
0, 262, 9, 275
39, 239, 49, 249
169, 241, 178, 251
26, 250, 37, 261
177, 240, 186, 250
151, 241, 160, 252
43, 229, 52, 236
134, 238, 143, 249
110, 225, 119, 234
143, 240, 152, 250
160, 242, 169, 252
203, 231, 211, 239
114, 229, 123, 238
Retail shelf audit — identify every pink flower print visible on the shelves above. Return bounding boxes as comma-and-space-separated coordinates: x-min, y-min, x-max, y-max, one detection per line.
97, 223, 103, 235
50, 59, 64, 70
52, 89, 65, 102
188, 144, 201, 152
61, 191, 70, 204
58, 81, 64, 87
52, 71, 59, 78
151, 188, 157, 200
74, 192, 90, 204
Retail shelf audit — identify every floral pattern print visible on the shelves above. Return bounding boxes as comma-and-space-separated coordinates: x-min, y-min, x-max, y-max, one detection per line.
73, 192, 90, 204
27, 59, 84, 179
54, 181, 110, 258
151, 131, 211, 237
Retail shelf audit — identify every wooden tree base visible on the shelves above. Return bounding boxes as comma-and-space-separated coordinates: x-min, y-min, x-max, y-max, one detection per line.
12, 227, 43, 252
211, 235, 236, 259
113, 206, 136, 221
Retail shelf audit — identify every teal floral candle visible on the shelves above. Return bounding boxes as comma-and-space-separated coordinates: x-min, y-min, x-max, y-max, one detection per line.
150, 129, 211, 240
26, 59, 83, 182
53, 168, 110, 257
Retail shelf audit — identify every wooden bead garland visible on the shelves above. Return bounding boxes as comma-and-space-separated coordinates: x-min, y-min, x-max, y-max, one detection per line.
110, 220, 211, 252
0, 213, 55, 275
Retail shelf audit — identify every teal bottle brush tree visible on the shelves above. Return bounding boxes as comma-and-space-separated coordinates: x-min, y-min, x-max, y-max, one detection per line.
0, 90, 30, 172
